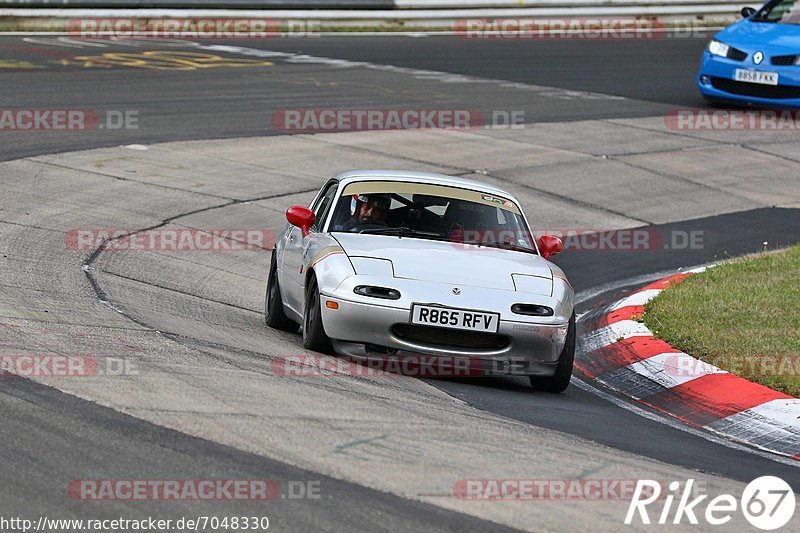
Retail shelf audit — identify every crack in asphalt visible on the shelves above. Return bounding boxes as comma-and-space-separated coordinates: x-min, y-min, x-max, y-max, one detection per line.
27, 157, 239, 201
97, 269, 261, 315
741, 144, 800, 166
307, 133, 650, 224
78, 186, 318, 365
609, 157, 772, 207
484, 170, 652, 225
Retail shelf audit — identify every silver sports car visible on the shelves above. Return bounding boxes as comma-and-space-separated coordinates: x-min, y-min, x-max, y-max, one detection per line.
265, 170, 575, 391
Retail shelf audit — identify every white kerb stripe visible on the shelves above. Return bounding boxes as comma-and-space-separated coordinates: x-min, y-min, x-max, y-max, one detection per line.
705, 398, 800, 457
684, 266, 709, 274
610, 289, 662, 311
628, 352, 727, 389
737, 399, 800, 430
581, 320, 652, 353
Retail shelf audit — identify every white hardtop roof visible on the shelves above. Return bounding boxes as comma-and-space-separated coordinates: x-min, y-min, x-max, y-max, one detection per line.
333, 170, 516, 200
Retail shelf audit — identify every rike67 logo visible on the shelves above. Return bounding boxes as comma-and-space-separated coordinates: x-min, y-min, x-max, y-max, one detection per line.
626, 477, 795, 530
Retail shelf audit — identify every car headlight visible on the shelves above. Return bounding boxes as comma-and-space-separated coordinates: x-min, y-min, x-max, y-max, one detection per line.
511, 304, 554, 317
353, 285, 401, 300
707, 40, 731, 58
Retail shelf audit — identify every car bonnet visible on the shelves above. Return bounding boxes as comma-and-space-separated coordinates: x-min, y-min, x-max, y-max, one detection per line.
332, 232, 553, 291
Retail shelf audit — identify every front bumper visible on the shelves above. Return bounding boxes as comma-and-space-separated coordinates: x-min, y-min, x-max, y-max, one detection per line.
697, 51, 800, 108
319, 276, 572, 377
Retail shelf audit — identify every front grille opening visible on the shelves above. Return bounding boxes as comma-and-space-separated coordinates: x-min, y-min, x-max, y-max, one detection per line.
727, 48, 748, 61
710, 77, 800, 99
772, 55, 798, 66
392, 324, 509, 350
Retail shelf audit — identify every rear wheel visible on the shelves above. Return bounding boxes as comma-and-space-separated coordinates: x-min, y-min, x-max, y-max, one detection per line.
303, 276, 334, 353
530, 312, 575, 393
265, 249, 298, 332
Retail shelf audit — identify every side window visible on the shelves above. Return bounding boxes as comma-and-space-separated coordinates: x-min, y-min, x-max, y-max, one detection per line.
311, 183, 338, 232
496, 208, 507, 226
309, 181, 332, 212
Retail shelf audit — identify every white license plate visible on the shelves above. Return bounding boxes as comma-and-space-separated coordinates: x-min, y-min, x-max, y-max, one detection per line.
411, 304, 500, 333
734, 69, 779, 86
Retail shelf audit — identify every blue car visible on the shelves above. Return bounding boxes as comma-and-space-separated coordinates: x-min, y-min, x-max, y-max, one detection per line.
698, 0, 800, 108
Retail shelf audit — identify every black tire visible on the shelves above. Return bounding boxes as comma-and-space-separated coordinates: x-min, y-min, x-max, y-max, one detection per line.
529, 312, 576, 393
265, 249, 298, 332
303, 276, 334, 353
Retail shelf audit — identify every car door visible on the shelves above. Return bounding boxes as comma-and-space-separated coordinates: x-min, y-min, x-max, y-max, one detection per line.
280, 180, 338, 314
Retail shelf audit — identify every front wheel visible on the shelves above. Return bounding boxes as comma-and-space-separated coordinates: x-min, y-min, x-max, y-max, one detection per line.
529, 312, 575, 393
265, 249, 298, 332
303, 276, 334, 353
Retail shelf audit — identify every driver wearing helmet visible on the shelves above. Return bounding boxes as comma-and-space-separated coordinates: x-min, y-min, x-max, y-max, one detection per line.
342, 193, 391, 231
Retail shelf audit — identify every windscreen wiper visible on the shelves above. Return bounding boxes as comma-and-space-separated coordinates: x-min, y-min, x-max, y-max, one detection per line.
463, 240, 537, 254
359, 226, 442, 238
496, 243, 538, 254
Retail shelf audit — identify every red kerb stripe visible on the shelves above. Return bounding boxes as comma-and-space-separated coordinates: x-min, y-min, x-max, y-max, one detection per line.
640, 373, 792, 426
578, 336, 680, 378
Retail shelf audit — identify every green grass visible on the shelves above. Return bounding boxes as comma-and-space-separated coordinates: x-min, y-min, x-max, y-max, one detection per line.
643, 245, 800, 397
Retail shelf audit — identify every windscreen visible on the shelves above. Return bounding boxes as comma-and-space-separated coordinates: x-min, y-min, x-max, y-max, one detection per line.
329, 181, 536, 253
756, 0, 800, 23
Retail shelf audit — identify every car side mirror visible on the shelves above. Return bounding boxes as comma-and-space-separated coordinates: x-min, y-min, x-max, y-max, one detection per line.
286, 206, 315, 237
741, 6, 756, 17
538, 234, 563, 260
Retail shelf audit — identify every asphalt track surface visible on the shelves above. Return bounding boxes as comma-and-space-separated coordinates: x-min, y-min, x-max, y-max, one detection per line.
0, 34, 709, 160
1, 33, 799, 530
0, 375, 511, 532
432, 207, 800, 487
